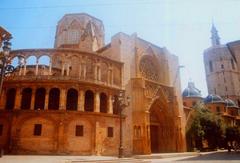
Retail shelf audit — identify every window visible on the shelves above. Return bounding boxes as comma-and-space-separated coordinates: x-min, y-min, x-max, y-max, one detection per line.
225, 87, 228, 91
216, 106, 220, 113
221, 64, 224, 69
231, 59, 235, 70
209, 61, 213, 72
33, 124, 42, 136
75, 125, 84, 136
107, 127, 114, 137
0, 124, 3, 136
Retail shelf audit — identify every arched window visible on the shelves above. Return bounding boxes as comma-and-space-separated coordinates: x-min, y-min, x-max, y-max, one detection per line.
48, 88, 60, 110
84, 90, 94, 112
231, 59, 235, 70
34, 88, 46, 110
100, 93, 107, 113
113, 95, 119, 115
21, 88, 32, 110
66, 88, 78, 110
26, 56, 37, 65
5, 88, 16, 110
38, 55, 50, 66
209, 60, 213, 72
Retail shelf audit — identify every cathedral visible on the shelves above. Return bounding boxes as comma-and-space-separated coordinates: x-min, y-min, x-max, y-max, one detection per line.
0, 13, 186, 156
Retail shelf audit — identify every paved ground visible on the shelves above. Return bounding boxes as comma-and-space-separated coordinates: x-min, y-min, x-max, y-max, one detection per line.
0, 151, 239, 163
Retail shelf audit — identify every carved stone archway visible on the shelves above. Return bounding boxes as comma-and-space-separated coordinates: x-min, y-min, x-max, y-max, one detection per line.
149, 96, 175, 153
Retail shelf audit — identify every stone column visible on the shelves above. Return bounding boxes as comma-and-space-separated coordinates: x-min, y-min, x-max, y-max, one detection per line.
18, 67, 22, 76
35, 59, 39, 75
14, 88, 22, 110
94, 92, 100, 112
83, 63, 87, 79
49, 61, 52, 75
78, 90, 85, 111
107, 94, 113, 114
44, 89, 50, 110
94, 65, 98, 81
23, 62, 27, 75
59, 88, 66, 110
98, 65, 101, 81
78, 64, 82, 79
30, 88, 36, 110
109, 69, 113, 85
61, 64, 65, 76
66, 64, 70, 76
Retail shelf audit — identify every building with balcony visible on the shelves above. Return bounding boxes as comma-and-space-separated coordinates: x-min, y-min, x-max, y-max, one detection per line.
0, 13, 186, 155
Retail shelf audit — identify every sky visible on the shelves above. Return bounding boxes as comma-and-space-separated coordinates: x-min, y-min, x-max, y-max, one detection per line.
1, 0, 240, 96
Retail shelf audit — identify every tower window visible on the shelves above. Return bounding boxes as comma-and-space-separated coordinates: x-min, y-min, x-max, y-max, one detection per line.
231, 59, 235, 70
225, 87, 228, 91
0, 124, 3, 136
107, 127, 114, 137
221, 64, 224, 69
209, 61, 213, 72
33, 124, 42, 136
75, 125, 84, 136
214, 88, 217, 94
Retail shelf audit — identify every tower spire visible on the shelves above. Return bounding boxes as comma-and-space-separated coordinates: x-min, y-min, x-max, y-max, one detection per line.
211, 23, 220, 46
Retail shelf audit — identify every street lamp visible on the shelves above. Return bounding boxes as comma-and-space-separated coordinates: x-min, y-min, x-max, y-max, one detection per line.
116, 90, 130, 158
0, 39, 23, 94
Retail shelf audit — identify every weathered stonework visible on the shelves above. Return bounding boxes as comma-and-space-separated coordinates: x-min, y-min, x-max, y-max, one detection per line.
0, 13, 186, 156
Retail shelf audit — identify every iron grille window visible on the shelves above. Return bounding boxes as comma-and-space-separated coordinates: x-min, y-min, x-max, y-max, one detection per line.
107, 127, 114, 137
34, 124, 42, 136
75, 125, 83, 136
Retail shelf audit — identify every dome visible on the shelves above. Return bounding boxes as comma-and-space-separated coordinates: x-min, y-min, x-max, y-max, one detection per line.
204, 94, 225, 104
182, 82, 202, 97
225, 99, 238, 107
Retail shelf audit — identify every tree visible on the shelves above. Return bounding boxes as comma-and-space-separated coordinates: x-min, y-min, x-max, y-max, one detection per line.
225, 126, 240, 150
186, 102, 225, 151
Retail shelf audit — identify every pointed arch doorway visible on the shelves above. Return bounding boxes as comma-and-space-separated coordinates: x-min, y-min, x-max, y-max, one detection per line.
149, 98, 174, 153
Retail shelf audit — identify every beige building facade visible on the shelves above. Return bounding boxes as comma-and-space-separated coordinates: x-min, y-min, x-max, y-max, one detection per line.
0, 13, 186, 156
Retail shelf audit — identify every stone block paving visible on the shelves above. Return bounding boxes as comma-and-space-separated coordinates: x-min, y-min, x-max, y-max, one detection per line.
0, 151, 240, 163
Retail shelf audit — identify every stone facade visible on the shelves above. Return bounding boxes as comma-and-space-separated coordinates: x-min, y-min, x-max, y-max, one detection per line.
203, 24, 240, 103
0, 13, 186, 156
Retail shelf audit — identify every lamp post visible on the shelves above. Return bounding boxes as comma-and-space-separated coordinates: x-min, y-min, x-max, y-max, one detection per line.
0, 39, 23, 95
0, 39, 12, 94
116, 90, 130, 158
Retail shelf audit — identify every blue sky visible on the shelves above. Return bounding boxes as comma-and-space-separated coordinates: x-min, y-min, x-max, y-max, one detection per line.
1, 0, 240, 96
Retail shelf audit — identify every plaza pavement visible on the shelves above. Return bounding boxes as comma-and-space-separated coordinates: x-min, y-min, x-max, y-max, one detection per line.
0, 150, 239, 163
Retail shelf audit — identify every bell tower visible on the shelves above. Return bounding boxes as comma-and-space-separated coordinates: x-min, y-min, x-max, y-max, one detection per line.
54, 13, 105, 52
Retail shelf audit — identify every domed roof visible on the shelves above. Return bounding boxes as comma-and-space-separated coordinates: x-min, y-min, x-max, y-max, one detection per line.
204, 94, 225, 104
182, 82, 202, 97
225, 99, 238, 107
